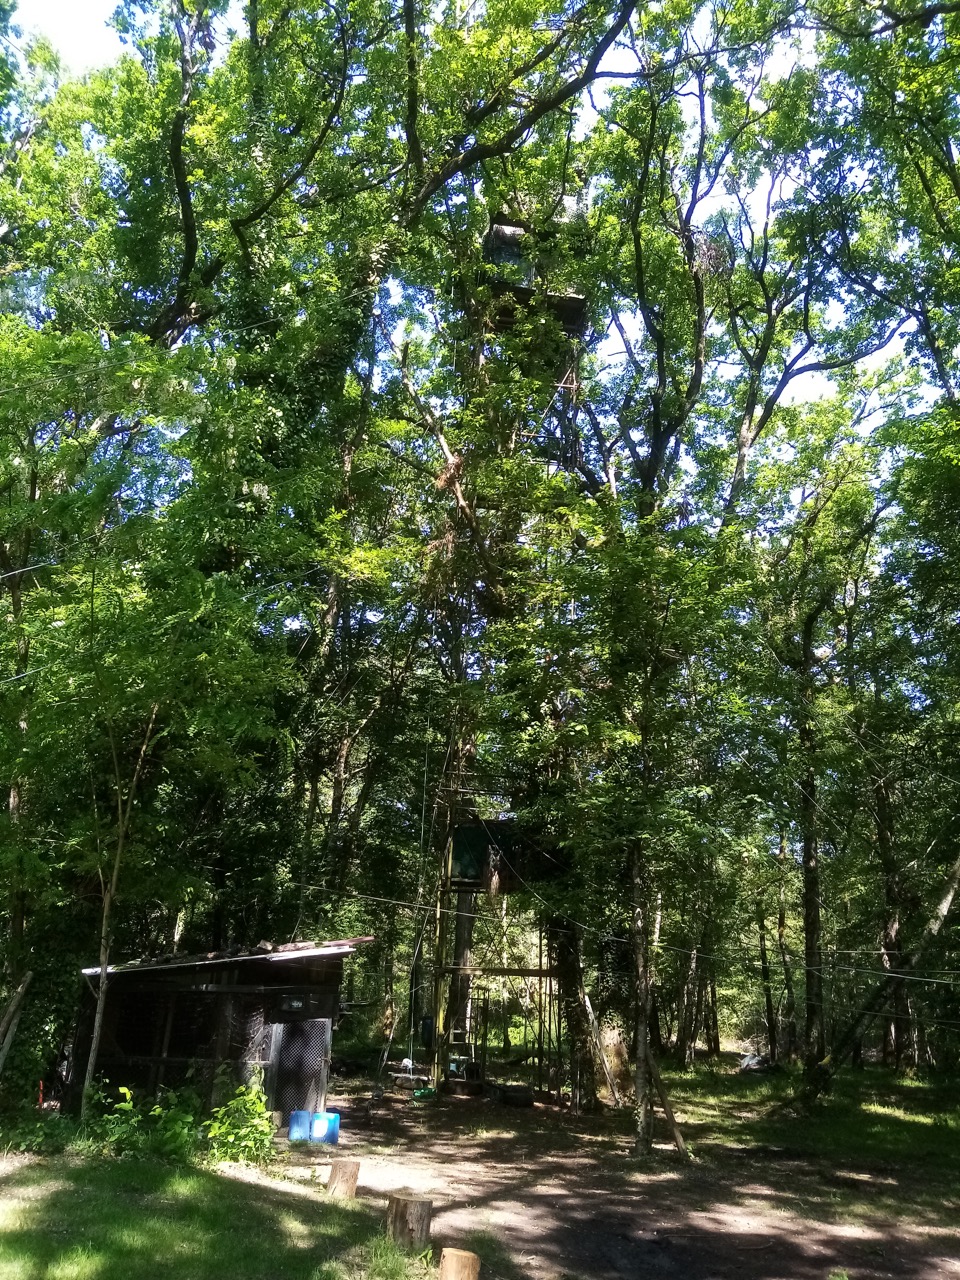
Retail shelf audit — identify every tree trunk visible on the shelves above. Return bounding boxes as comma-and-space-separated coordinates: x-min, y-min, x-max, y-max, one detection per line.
648, 987, 664, 1054
82, 879, 117, 1117
904, 997, 919, 1071
674, 943, 699, 1069
584, 991, 620, 1105
552, 917, 599, 1113
791, 600, 827, 1081
802, 846, 960, 1100
873, 773, 908, 1069
799, 737, 824, 1074
647, 1049, 690, 1159
81, 706, 159, 1118
0, 971, 32, 1083
706, 975, 721, 1057
630, 843, 654, 1156
777, 829, 798, 1061
3, 536, 32, 985
7, 783, 25, 983
756, 893, 778, 1064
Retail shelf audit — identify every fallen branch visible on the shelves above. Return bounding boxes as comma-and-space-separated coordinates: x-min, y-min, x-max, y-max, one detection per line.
0, 971, 33, 1082
646, 1050, 690, 1159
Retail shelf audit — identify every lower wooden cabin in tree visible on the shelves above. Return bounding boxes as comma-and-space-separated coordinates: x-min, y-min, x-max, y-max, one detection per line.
73, 937, 371, 1113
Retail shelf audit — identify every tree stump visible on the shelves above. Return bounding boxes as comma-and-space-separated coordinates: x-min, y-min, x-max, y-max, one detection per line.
439, 1247, 481, 1280
386, 1193, 432, 1249
327, 1159, 360, 1199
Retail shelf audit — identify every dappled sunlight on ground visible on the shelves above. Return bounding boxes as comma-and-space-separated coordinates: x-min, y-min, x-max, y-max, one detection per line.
305, 1063, 960, 1279
1, 1064, 956, 1279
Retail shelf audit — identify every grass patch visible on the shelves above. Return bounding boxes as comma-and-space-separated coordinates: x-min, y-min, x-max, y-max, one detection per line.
657, 1062, 960, 1226
459, 1230, 527, 1280
0, 1157, 432, 1280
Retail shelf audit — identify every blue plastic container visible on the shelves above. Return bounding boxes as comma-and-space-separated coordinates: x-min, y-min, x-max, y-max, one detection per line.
288, 1110, 312, 1142
310, 1110, 340, 1144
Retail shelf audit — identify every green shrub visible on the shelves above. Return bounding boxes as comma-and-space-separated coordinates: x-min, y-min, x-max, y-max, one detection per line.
1, 1110, 77, 1155
77, 1083, 203, 1160
203, 1077, 275, 1164
6, 1073, 275, 1167
148, 1089, 205, 1161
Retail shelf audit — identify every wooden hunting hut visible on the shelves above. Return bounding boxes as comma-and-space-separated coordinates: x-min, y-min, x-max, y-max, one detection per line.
482, 213, 589, 342
73, 937, 371, 1113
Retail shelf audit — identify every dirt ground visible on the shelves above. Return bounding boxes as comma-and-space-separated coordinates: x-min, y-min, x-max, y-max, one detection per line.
5, 1083, 954, 1280
270, 1082, 960, 1280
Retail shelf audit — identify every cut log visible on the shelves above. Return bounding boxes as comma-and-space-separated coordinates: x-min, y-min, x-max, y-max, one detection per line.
439, 1247, 481, 1280
327, 1159, 360, 1199
386, 1192, 432, 1249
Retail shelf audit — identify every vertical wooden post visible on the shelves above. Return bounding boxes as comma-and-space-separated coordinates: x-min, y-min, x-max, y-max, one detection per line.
553, 966, 562, 1106
433, 833, 454, 1086
315, 1018, 331, 1116
212, 975, 235, 1105
264, 1021, 282, 1111
154, 992, 177, 1091
537, 927, 544, 1092
479, 992, 490, 1080
450, 889, 476, 1052
546, 954, 555, 1101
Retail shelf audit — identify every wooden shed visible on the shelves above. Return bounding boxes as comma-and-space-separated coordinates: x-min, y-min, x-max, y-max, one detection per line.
73, 937, 371, 1114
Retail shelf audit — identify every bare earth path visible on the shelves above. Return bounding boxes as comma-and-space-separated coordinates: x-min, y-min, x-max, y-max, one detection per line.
277, 1087, 960, 1280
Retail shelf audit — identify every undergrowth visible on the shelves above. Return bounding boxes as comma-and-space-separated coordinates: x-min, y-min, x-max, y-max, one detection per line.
1, 1072, 276, 1166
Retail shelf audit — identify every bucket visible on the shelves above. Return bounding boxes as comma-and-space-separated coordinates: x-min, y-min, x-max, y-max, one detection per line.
310, 1110, 340, 1144
288, 1110, 312, 1142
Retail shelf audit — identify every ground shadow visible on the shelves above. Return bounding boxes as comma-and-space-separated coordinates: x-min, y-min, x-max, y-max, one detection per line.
317, 1066, 960, 1280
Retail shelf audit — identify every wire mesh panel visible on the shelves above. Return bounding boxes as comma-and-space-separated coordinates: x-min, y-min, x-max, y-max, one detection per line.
274, 1018, 331, 1115
228, 998, 274, 1090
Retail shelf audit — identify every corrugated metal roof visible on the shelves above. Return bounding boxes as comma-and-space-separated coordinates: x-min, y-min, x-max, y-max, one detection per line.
81, 936, 373, 978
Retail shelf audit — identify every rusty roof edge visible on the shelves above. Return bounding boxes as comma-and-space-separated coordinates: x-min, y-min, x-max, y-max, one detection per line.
81, 936, 375, 979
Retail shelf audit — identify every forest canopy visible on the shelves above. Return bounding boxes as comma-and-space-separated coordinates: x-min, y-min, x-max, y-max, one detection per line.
2, 0, 960, 1152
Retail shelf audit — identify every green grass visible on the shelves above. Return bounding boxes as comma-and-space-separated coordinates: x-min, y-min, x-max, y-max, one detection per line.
657, 1062, 960, 1225
0, 1157, 431, 1280
458, 1230, 528, 1280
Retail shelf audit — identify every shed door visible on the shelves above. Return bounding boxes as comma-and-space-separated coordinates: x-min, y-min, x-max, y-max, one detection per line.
273, 1018, 331, 1114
